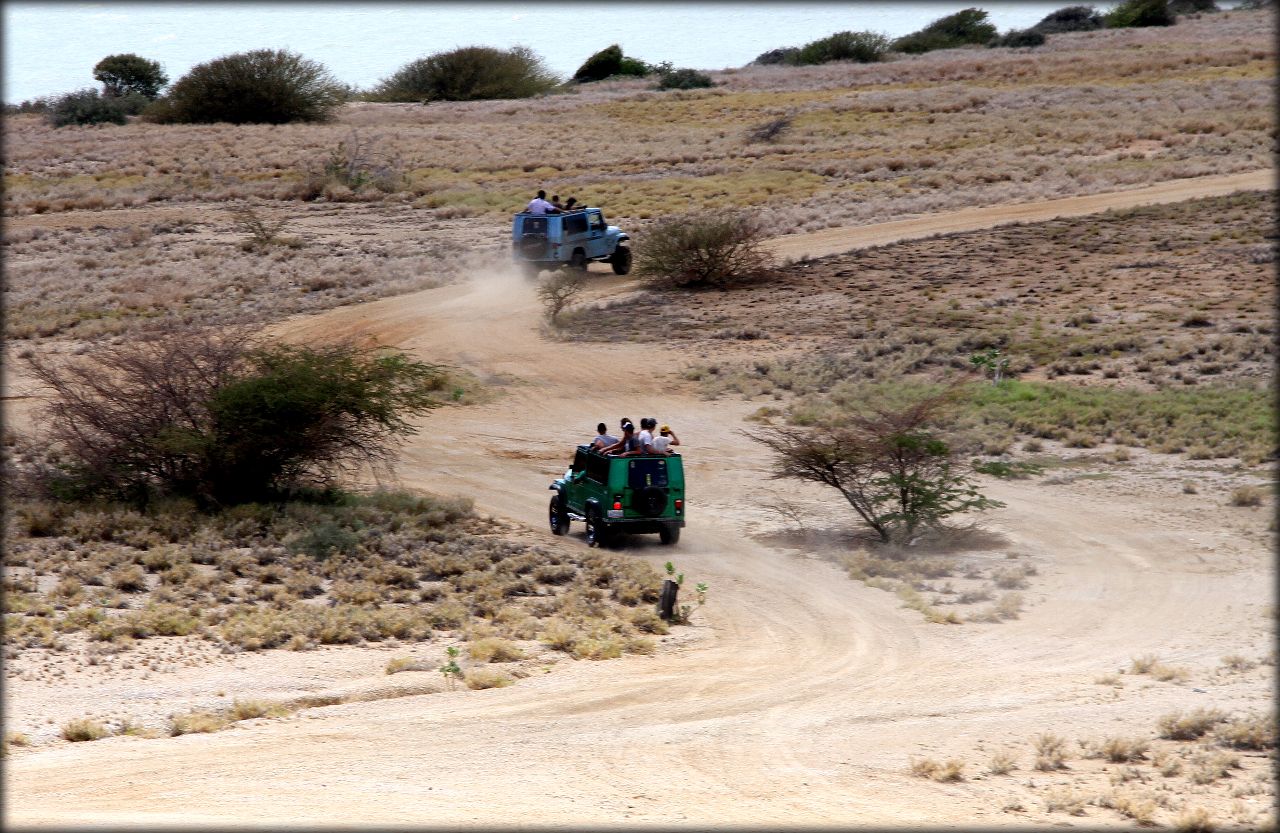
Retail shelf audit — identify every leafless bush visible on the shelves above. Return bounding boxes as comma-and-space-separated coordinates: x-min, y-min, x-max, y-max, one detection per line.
537, 271, 587, 325
227, 203, 299, 252
635, 211, 774, 289
746, 114, 793, 143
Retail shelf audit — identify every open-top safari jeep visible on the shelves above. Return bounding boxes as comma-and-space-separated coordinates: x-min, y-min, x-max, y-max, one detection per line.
512, 208, 631, 279
548, 446, 685, 547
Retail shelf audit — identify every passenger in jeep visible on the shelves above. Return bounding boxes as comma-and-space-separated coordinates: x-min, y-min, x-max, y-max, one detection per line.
590, 422, 618, 450
599, 421, 638, 455
526, 190, 560, 215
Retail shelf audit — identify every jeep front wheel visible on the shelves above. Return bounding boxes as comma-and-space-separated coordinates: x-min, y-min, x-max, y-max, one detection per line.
549, 495, 570, 536
610, 245, 632, 276
659, 525, 680, 546
585, 507, 610, 548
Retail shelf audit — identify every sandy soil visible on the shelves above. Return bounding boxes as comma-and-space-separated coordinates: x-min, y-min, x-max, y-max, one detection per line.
5, 176, 1274, 827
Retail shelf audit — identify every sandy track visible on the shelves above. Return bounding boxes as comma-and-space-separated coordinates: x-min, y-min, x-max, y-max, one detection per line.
6, 173, 1274, 826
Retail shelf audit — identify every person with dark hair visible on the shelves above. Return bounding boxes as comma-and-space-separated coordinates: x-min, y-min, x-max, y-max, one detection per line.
590, 422, 618, 450
526, 189, 560, 215
600, 421, 637, 456
550, 194, 565, 210
564, 196, 578, 211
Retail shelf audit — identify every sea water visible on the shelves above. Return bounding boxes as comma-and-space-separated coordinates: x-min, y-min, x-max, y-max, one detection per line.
5, 1, 1080, 103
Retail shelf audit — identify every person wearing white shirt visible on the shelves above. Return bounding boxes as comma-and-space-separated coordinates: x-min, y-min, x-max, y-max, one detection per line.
651, 424, 680, 454
526, 189, 560, 215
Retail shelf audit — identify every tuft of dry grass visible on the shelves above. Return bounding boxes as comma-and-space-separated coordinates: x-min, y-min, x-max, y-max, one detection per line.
1043, 786, 1088, 815
169, 710, 231, 736
6, 732, 31, 748
1032, 732, 1068, 771
463, 668, 512, 690
1213, 712, 1276, 749
1102, 736, 1150, 763
1219, 653, 1256, 672
1130, 653, 1161, 674
228, 699, 293, 721
1174, 807, 1215, 833
467, 637, 525, 663
60, 718, 109, 742
1158, 708, 1227, 740
987, 750, 1017, 775
910, 757, 965, 781
1228, 485, 1264, 507
385, 656, 433, 675
1100, 790, 1157, 825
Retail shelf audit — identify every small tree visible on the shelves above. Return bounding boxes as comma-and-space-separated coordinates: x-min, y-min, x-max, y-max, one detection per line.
795, 31, 891, 65
1031, 5, 1105, 33
1106, 0, 1175, 27
148, 49, 346, 124
635, 211, 773, 289
93, 53, 168, 99
24, 328, 446, 506
537, 271, 587, 325
990, 28, 1047, 48
574, 44, 623, 82
892, 8, 998, 53
753, 393, 1002, 543
656, 67, 714, 90
45, 89, 131, 127
372, 46, 558, 102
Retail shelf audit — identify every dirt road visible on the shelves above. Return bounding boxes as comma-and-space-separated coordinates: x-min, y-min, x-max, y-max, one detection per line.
6, 172, 1274, 826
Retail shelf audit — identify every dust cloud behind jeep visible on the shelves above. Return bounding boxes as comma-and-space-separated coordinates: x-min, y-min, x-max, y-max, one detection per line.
548, 446, 685, 547
512, 208, 631, 279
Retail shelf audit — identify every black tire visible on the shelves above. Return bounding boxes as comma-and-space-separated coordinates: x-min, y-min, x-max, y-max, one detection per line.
610, 245, 632, 276
659, 525, 680, 546
634, 486, 668, 517
585, 506, 610, 548
549, 495, 570, 536
569, 249, 588, 271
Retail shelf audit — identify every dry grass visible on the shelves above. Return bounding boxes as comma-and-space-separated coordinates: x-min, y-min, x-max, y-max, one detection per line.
1228, 485, 1264, 507
463, 667, 512, 690
1158, 708, 1228, 740
1219, 653, 1256, 672
1100, 790, 1158, 825
1174, 807, 1215, 832
1042, 786, 1088, 815
467, 637, 525, 663
228, 699, 293, 720
60, 718, 109, 742
1102, 736, 1150, 763
169, 710, 231, 736
4, 13, 1270, 229
910, 757, 965, 781
385, 656, 433, 675
987, 750, 1018, 775
3, 491, 668, 681
1033, 732, 1068, 770
1213, 712, 1276, 750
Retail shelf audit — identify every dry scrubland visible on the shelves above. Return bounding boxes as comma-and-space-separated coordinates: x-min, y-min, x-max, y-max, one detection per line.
3, 13, 1272, 228
2, 13, 1272, 347
3, 491, 674, 744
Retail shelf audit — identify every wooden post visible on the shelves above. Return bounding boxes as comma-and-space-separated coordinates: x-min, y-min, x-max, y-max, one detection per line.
658, 579, 679, 620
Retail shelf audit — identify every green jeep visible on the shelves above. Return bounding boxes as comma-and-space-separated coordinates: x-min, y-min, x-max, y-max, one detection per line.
548, 446, 685, 547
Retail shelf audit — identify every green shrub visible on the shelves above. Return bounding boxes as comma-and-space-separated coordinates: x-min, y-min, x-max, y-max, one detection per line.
635, 211, 773, 288
892, 8, 998, 53
655, 67, 714, 90
990, 28, 1047, 48
756, 390, 1003, 543
149, 49, 346, 124
752, 47, 801, 65
795, 31, 890, 64
1168, 0, 1218, 13
46, 89, 133, 127
1031, 5, 1105, 33
572, 44, 650, 82
372, 46, 558, 102
4, 96, 54, 115
1106, 0, 1175, 27
24, 329, 447, 505
93, 53, 168, 98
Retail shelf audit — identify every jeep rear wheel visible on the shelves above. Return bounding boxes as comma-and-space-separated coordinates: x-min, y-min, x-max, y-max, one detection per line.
659, 525, 680, 546
569, 249, 588, 271
521, 262, 542, 280
585, 506, 610, 548
549, 495, 570, 536
610, 245, 632, 275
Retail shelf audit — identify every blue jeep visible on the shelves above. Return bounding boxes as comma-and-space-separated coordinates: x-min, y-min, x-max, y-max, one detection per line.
512, 208, 632, 278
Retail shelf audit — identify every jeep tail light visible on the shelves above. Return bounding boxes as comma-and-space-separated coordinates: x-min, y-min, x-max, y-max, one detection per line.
613, 499, 622, 511
675, 499, 683, 513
